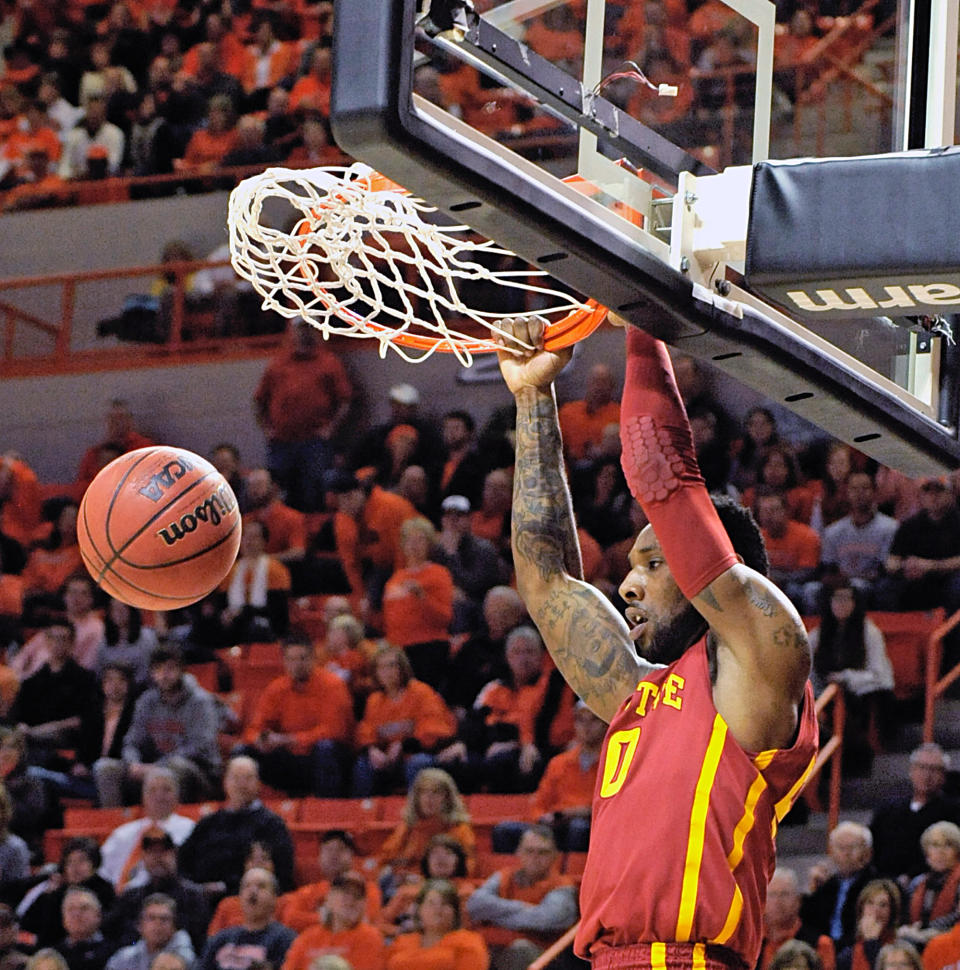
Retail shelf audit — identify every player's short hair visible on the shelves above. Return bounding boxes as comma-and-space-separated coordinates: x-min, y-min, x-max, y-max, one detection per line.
712, 493, 769, 578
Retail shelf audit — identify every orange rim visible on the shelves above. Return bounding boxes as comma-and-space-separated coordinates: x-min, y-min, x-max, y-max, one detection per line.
293, 169, 610, 354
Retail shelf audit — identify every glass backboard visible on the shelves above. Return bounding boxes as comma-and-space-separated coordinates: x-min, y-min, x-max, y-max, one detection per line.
330, 0, 960, 472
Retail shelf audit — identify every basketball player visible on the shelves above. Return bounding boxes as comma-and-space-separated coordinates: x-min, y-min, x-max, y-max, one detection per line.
495, 315, 818, 970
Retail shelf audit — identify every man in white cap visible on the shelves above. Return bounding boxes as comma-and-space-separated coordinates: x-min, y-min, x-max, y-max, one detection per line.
437, 495, 508, 634
351, 383, 443, 480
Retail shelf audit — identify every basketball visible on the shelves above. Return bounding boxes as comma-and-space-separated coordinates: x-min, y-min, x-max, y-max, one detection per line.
77, 446, 242, 611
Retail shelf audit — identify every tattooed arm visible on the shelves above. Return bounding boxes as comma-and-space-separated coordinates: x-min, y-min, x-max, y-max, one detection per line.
692, 564, 810, 751
498, 317, 656, 722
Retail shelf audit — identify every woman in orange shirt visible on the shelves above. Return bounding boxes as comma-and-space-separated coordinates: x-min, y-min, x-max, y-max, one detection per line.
378, 835, 480, 940
175, 94, 239, 172
379, 769, 476, 888
21, 501, 84, 621
353, 646, 457, 798
383, 517, 454, 692
281, 871, 386, 970
386, 879, 489, 970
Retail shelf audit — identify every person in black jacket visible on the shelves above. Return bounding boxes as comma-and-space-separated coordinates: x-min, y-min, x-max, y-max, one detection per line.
177, 756, 294, 898
801, 822, 879, 947
871, 743, 960, 890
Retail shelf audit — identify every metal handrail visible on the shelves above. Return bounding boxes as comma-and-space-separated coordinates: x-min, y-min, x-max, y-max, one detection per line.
805, 682, 846, 834
923, 609, 960, 742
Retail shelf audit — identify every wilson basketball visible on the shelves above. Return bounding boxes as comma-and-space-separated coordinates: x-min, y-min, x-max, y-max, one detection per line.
77, 446, 241, 610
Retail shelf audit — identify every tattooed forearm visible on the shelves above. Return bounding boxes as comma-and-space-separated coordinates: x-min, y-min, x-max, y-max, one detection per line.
535, 587, 642, 715
512, 388, 583, 582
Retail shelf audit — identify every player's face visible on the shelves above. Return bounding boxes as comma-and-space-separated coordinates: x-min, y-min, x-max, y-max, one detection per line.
619, 525, 704, 664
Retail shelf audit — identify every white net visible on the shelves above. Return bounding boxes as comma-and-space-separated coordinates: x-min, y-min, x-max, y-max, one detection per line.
227, 162, 599, 364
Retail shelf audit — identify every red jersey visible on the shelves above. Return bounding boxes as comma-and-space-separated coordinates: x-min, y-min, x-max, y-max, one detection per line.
576, 641, 817, 966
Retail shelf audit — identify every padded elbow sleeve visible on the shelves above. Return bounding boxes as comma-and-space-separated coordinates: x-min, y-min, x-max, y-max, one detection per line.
620, 327, 738, 599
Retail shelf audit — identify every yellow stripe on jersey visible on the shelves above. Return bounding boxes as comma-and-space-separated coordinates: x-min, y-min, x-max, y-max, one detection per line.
711, 769, 768, 944
713, 883, 743, 945
652, 942, 667, 970
693, 942, 707, 970
675, 714, 727, 941
773, 752, 818, 822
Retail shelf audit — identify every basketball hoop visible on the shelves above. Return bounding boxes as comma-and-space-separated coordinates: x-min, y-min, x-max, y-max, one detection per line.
227, 162, 608, 364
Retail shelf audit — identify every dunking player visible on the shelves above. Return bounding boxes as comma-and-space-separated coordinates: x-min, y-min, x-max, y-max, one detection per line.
495, 316, 818, 970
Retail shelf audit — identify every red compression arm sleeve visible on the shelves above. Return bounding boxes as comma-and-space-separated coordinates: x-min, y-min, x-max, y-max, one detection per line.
620, 326, 738, 599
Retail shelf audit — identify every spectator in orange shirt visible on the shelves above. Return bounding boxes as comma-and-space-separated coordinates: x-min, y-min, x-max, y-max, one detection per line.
378, 835, 480, 940
243, 469, 307, 567
379, 768, 476, 888
471, 627, 561, 794
754, 487, 821, 611
741, 444, 817, 525
288, 42, 332, 115
325, 471, 420, 613
0, 453, 43, 551
206, 840, 279, 936
214, 520, 291, 644
75, 399, 155, 497
175, 94, 238, 172
281, 872, 386, 970
323, 613, 375, 716
237, 636, 354, 797
352, 646, 457, 798
387, 879, 489, 970
21, 501, 85, 621
492, 702, 606, 854
2, 100, 61, 173
279, 829, 381, 933
469, 470, 513, 564
383, 518, 454, 692
2, 142, 71, 213
557, 362, 621, 462
181, 11, 250, 81
254, 321, 354, 514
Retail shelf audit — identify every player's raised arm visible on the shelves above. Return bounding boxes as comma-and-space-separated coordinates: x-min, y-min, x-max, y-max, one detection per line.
618, 324, 812, 751
497, 317, 651, 722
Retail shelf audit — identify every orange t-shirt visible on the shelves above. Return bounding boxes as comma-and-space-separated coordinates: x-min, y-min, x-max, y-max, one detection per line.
0, 574, 24, 617
557, 399, 621, 461
181, 127, 240, 169
281, 921, 386, 970
21, 544, 85, 595
241, 668, 355, 751
382, 562, 454, 648
279, 877, 382, 932
530, 744, 599, 819
761, 520, 821, 572
385, 929, 489, 970
378, 818, 476, 875
244, 500, 307, 557
288, 74, 331, 113
357, 680, 457, 751
0, 458, 43, 547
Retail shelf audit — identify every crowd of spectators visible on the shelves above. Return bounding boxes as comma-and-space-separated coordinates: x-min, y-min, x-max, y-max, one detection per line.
0, 0, 884, 213
1, 307, 960, 965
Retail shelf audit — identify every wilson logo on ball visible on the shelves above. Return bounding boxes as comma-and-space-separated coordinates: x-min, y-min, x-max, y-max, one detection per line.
138, 455, 197, 502
156, 483, 238, 546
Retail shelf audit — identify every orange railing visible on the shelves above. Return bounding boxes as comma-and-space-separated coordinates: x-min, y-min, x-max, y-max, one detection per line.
805, 682, 846, 833
0, 258, 287, 377
923, 609, 960, 742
